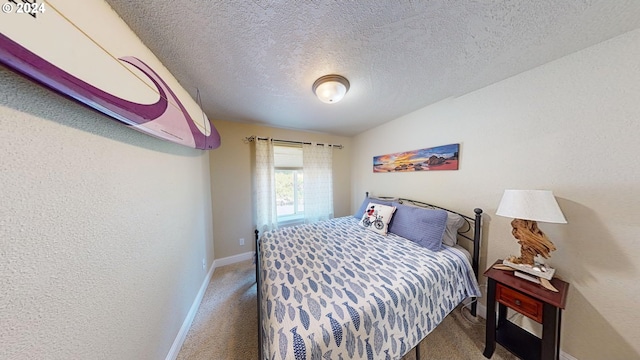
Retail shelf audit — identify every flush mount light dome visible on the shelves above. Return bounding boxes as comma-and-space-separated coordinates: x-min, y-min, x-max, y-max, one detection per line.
312, 74, 350, 104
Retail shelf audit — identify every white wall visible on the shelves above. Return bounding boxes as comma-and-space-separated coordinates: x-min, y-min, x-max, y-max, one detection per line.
351, 29, 640, 359
0, 67, 214, 359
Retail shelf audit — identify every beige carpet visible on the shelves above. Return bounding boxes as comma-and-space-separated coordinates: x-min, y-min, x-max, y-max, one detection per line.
177, 259, 516, 360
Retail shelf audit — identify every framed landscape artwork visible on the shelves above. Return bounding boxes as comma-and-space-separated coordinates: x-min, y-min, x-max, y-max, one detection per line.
373, 143, 459, 173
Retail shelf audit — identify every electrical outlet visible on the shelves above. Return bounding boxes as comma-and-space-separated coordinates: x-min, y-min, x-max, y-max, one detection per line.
202, 258, 206, 270
239, 238, 245, 246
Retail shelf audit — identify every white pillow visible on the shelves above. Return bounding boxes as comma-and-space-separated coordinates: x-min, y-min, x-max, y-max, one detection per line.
443, 213, 466, 246
359, 202, 396, 235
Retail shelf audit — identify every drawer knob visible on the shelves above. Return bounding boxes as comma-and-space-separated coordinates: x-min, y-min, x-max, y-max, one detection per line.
515, 299, 521, 306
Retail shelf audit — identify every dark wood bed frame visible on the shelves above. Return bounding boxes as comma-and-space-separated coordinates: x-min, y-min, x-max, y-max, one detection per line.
254, 194, 483, 359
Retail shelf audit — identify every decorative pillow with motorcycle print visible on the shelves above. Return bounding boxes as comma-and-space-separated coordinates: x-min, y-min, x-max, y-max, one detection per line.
358, 202, 396, 235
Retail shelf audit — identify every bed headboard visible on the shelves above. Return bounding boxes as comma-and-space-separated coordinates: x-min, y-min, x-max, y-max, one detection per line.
365, 192, 483, 316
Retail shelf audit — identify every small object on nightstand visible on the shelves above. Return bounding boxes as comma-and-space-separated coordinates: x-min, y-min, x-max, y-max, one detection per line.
492, 264, 515, 271
514, 271, 540, 284
539, 278, 559, 292
498, 261, 560, 292
503, 259, 555, 280
484, 260, 569, 360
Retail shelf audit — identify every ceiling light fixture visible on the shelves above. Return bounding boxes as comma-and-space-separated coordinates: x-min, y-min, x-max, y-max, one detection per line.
312, 74, 350, 104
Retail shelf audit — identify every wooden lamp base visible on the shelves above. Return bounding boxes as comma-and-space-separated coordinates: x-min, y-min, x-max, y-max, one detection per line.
507, 218, 556, 266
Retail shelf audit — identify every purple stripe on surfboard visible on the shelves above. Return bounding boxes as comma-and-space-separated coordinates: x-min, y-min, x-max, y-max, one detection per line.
119, 56, 220, 150
0, 33, 220, 150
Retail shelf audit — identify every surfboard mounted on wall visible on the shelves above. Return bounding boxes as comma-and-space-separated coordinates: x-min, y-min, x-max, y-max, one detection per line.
0, 1, 220, 150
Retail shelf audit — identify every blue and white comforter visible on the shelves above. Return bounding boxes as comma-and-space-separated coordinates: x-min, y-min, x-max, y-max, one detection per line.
259, 216, 481, 360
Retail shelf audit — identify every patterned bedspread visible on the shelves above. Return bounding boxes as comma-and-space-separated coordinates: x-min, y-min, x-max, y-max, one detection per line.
258, 216, 481, 360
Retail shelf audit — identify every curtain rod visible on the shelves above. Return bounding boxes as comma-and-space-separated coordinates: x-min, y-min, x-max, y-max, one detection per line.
244, 136, 343, 149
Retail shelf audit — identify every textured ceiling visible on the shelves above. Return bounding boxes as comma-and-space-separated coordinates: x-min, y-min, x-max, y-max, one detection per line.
104, 0, 640, 136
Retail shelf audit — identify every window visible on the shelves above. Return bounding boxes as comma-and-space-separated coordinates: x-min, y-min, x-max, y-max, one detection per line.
274, 145, 304, 222
255, 139, 334, 231
275, 169, 303, 216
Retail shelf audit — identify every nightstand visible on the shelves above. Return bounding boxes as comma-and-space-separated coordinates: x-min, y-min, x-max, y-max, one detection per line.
483, 260, 569, 360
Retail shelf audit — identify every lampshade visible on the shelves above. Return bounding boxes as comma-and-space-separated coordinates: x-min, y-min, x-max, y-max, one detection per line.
312, 74, 350, 104
496, 190, 567, 223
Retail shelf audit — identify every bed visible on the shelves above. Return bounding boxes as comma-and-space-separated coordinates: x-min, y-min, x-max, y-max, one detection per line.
255, 196, 483, 360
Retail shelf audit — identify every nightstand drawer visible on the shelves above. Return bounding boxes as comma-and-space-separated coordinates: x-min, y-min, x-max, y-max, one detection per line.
496, 283, 543, 322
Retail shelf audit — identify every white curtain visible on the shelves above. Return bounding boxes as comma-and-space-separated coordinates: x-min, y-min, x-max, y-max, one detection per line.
255, 139, 278, 234
302, 143, 334, 223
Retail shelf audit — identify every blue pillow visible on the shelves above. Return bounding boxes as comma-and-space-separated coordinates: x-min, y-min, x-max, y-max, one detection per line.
354, 197, 394, 218
388, 202, 448, 251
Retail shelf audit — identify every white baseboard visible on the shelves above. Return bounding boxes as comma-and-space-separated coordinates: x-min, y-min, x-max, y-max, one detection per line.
465, 299, 578, 360
212, 251, 255, 268
165, 263, 216, 360
165, 251, 255, 360
560, 350, 578, 360
462, 297, 487, 319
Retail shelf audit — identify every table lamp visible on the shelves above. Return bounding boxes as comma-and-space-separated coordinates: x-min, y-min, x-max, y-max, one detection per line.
496, 190, 567, 279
